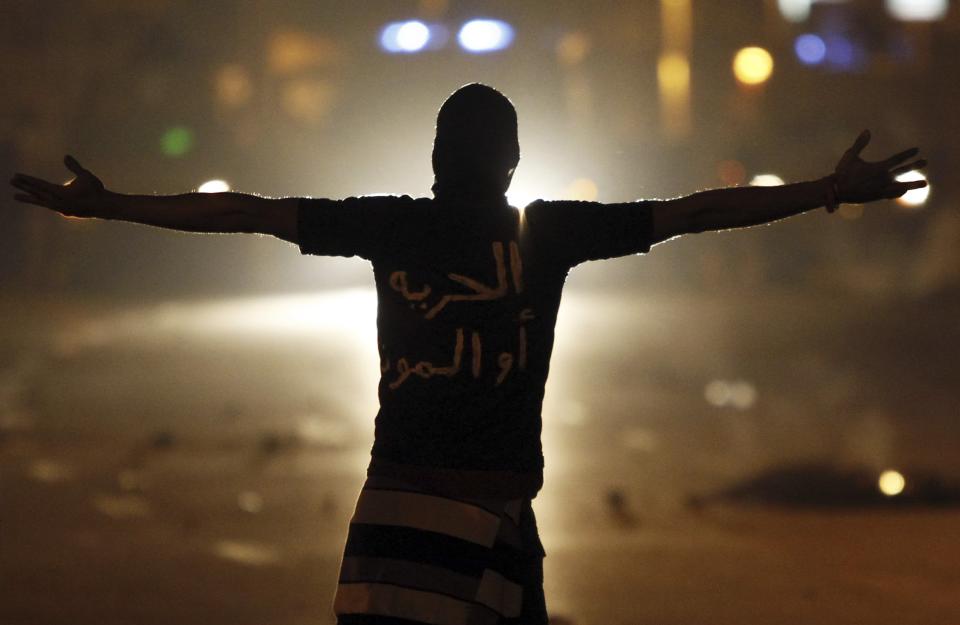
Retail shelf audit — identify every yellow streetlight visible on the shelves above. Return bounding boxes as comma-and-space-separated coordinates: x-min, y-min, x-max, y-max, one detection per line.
733, 46, 774, 86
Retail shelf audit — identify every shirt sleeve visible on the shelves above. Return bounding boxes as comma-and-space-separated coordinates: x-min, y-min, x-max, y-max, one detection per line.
297, 195, 409, 260
524, 199, 658, 267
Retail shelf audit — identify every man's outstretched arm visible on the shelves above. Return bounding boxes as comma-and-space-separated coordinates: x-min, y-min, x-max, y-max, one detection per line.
650, 130, 927, 244
10, 156, 300, 243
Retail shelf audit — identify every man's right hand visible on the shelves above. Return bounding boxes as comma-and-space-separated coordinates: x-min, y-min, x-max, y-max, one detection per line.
11, 155, 112, 218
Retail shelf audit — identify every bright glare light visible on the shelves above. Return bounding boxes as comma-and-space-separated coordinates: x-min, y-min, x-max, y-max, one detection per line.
380, 20, 431, 53
458, 19, 514, 53
733, 47, 774, 86
878, 469, 906, 496
896, 170, 929, 207
507, 185, 540, 210
778, 0, 814, 21
750, 174, 785, 186
198, 179, 231, 193
885, 0, 948, 21
795, 33, 827, 65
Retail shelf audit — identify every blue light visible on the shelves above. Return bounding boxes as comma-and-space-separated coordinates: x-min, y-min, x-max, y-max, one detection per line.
794, 33, 827, 66
824, 34, 864, 71
457, 19, 514, 53
380, 20, 432, 54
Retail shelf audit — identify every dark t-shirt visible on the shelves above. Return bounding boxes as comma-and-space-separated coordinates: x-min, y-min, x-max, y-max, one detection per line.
298, 194, 655, 497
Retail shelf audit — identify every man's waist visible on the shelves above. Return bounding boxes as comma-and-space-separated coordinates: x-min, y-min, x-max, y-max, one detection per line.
366, 455, 543, 500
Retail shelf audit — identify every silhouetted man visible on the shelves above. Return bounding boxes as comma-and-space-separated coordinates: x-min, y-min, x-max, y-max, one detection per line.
10, 83, 927, 625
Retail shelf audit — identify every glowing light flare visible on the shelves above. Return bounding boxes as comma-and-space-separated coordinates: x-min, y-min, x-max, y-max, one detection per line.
750, 174, 785, 187
380, 20, 433, 53
198, 179, 230, 193
507, 169, 552, 210
878, 469, 906, 496
778, 0, 814, 22
458, 19, 514, 53
160, 126, 194, 158
885, 0, 948, 21
658, 53, 690, 97
733, 47, 774, 85
507, 185, 540, 210
778, 0, 853, 22
896, 170, 929, 207
795, 34, 827, 65
658, 52, 692, 137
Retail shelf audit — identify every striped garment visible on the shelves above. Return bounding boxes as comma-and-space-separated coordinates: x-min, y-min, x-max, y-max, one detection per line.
334, 474, 548, 625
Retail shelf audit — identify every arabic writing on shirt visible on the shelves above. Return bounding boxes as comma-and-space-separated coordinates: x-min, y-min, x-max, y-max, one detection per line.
383, 240, 533, 390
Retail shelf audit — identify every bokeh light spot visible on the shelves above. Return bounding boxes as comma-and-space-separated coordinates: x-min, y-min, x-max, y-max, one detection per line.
212, 541, 281, 566
198, 179, 230, 193
878, 469, 906, 496
238, 491, 264, 514
458, 19, 514, 53
885, 0, 948, 22
281, 79, 337, 125
750, 173, 785, 186
28, 459, 74, 483
380, 20, 432, 53
733, 46, 774, 85
823, 35, 866, 72
778, 0, 813, 22
718, 160, 747, 186
161, 126, 194, 158
705, 379, 757, 410
795, 33, 827, 65
556, 31, 591, 65
269, 31, 341, 74
215, 64, 253, 108
658, 52, 691, 97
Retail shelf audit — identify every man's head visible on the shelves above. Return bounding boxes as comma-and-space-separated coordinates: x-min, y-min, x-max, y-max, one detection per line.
432, 83, 520, 197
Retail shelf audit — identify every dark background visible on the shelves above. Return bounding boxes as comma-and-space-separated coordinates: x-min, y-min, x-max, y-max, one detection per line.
1, 2, 958, 624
